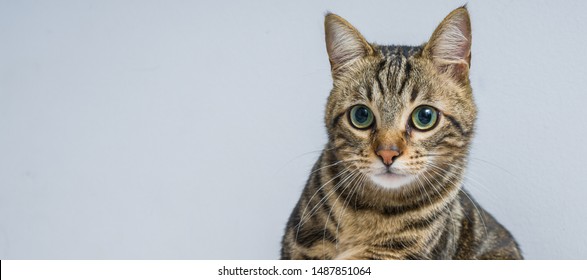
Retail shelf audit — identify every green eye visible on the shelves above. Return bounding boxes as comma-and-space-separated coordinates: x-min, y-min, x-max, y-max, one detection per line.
411, 105, 439, 131
349, 105, 374, 129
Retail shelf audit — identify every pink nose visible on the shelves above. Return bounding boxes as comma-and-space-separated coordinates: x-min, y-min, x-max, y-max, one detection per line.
376, 149, 400, 166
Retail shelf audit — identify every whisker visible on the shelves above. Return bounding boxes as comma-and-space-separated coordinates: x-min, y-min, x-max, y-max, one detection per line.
429, 160, 497, 201
458, 189, 489, 238
295, 165, 353, 242
314, 167, 361, 258
324, 170, 363, 251
300, 166, 359, 229
276, 146, 341, 175
422, 163, 467, 256
424, 162, 489, 238
414, 172, 433, 206
469, 157, 516, 178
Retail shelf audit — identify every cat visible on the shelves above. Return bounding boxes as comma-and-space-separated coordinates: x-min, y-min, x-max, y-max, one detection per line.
280, 6, 522, 260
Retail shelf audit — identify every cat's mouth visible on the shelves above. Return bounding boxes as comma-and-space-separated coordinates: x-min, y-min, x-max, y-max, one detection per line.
369, 169, 413, 190
376, 170, 405, 179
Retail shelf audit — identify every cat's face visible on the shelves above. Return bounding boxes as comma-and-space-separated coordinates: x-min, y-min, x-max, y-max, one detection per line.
324, 8, 476, 191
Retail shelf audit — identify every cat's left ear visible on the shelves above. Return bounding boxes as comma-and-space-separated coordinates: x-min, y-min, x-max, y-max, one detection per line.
423, 7, 472, 82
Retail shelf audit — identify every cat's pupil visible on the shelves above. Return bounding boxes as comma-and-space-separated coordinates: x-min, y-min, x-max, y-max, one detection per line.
355, 107, 370, 123
418, 108, 433, 124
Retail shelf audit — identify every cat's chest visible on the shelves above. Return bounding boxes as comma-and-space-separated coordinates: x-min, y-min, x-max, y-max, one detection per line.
331, 200, 450, 250
334, 208, 408, 244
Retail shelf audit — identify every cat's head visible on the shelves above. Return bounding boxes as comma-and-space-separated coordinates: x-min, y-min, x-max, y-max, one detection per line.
323, 7, 477, 191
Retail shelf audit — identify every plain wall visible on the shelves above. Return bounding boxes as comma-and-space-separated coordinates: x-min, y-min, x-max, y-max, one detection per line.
1, 0, 586, 259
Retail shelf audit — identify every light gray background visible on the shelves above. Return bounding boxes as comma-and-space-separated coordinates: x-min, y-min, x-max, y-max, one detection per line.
1, 0, 586, 259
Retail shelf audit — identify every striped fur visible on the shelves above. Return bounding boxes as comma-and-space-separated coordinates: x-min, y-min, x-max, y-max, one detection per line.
281, 7, 522, 260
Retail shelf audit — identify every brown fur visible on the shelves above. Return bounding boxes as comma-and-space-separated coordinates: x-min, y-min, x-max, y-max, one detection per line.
281, 7, 522, 260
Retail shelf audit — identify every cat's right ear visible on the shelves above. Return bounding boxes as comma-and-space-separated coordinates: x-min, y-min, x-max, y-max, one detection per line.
423, 7, 472, 83
325, 13, 374, 78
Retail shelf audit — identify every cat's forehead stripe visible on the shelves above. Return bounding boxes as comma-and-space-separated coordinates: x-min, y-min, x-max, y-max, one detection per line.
410, 84, 419, 103
374, 45, 421, 102
373, 60, 387, 101
396, 59, 411, 97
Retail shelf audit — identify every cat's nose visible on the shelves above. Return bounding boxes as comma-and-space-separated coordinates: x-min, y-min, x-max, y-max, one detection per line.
376, 146, 401, 166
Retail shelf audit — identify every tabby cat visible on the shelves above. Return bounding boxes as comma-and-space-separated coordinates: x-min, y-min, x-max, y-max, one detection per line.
281, 7, 522, 260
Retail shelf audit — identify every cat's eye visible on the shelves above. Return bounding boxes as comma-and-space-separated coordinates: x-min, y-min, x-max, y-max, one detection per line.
349, 105, 374, 129
411, 105, 439, 131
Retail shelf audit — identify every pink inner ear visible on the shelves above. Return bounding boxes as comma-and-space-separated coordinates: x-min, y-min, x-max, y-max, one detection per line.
436, 21, 470, 63
426, 8, 472, 81
428, 8, 472, 67
452, 17, 471, 62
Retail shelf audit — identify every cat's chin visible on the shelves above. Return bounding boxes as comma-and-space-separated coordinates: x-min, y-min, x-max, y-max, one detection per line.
369, 172, 414, 190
